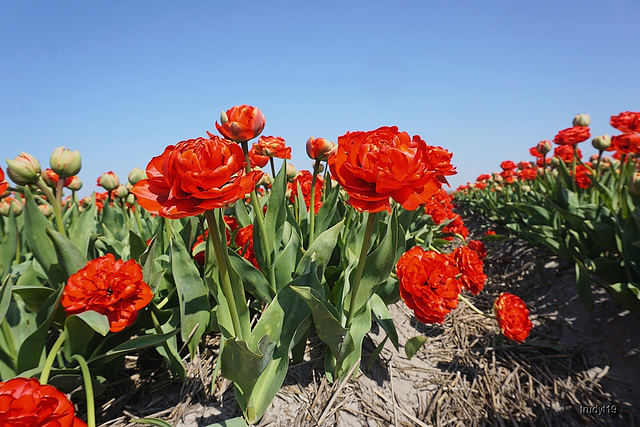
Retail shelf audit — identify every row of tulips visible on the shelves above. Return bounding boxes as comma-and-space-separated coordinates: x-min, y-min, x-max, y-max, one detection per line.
454, 111, 640, 317
0, 105, 532, 426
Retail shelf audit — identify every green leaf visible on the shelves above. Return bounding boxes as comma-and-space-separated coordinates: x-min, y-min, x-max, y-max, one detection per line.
370, 293, 398, 350
46, 228, 88, 279
575, 261, 593, 310
87, 329, 180, 367
221, 335, 276, 403
129, 229, 148, 262
68, 198, 96, 256
290, 285, 346, 358
607, 282, 640, 317
273, 223, 301, 292
228, 249, 272, 302
405, 335, 427, 360
295, 219, 344, 278
17, 285, 63, 374
22, 187, 65, 285
313, 181, 340, 238
0, 209, 17, 279
170, 237, 210, 358
0, 277, 13, 323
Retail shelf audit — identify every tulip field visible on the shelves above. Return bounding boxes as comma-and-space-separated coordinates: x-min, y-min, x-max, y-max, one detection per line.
0, 106, 638, 426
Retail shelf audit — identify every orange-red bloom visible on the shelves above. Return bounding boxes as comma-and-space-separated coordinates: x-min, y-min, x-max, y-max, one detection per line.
329, 126, 454, 213
0, 378, 87, 427
610, 111, 640, 133
0, 166, 8, 195
215, 105, 266, 143
131, 137, 263, 219
574, 164, 594, 189
467, 240, 487, 259
249, 144, 270, 168
42, 168, 74, 189
494, 292, 532, 343
235, 225, 258, 268
609, 132, 640, 155
288, 170, 323, 214
254, 135, 291, 160
553, 126, 591, 146
553, 145, 581, 163
395, 246, 461, 324
62, 254, 153, 333
452, 246, 486, 295
500, 160, 516, 171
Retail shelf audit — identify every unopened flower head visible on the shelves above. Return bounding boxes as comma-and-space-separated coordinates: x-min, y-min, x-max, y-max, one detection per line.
573, 113, 591, 127
592, 135, 611, 151
6, 152, 41, 185
50, 146, 81, 178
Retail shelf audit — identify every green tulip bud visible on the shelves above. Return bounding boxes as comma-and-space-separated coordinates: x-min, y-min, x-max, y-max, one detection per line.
97, 171, 119, 192
50, 146, 81, 178
6, 152, 41, 185
66, 176, 83, 191
128, 167, 147, 185
0, 197, 23, 217
592, 135, 611, 151
573, 113, 591, 127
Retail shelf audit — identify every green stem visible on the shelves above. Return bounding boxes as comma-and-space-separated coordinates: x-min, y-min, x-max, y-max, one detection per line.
345, 212, 377, 327
571, 146, 578, 192
133, 201, 145, 238
35, 180, 66, 237
205, 210, 244, 340
458, 294, 494, 318
71, 354, 96, 427
40, 330, 66, 385
269, 157, 277, 181
308, 160, 321, 245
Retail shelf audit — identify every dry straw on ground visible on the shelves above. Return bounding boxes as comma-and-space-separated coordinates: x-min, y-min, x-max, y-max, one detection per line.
89, 210, 640, 427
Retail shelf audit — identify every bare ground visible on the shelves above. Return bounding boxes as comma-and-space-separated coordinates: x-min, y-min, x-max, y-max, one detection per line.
88, 211, 640, 427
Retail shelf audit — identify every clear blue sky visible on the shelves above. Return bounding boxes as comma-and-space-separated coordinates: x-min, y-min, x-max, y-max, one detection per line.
2, 0, 639, 196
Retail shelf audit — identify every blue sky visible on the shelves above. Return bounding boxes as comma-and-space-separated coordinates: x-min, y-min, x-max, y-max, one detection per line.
2, 1, 639, 197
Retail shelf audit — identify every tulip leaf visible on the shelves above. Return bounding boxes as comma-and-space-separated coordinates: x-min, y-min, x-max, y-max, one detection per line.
68, 197, 96, 257
405, 335, 428, 360
221, 335, 276, 402
606, 282, 640, 317
17, 285, 63, 374
87, 328, 180, 367
129, 230, 148, 263
46, 228, 88, 279
273, 223, 301, 292
291, 285, 346, 358
130, 418, 175, 427
0, 209, 17, 279
295, 219, 344, 278
352, 211, 399, 317
228, 248, 273, 302
22, 187, 66, 286
370, 293, 398, 350
575, 261, 593, 310
264, 161, 288, 252
170, 237, 210, 358
0, 277, 13, 326
313, 180, 341, 238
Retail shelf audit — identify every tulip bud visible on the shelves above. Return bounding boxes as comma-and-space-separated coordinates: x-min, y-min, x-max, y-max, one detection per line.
6, 152, 41, 185
114, 184, 128, 199
66, 175, 83, 191
521, 185, 531, 192
286, 163, 298, 181
50, 146, 81, 178
38, 203, 53, 217
551, 157, 560, 167
629, 173, 640, 195
537, 140, 551, 155
97, 171, 119, 192
306, 137, 335, 161
220, 110, 229, 124
126, 193, 136, 205
41, 168, 59, 188
0, 197, 23, 217
592, 135, 611, 151
573, 113, 591, 127
128, 167, 147, 185
317, 163, 325, 173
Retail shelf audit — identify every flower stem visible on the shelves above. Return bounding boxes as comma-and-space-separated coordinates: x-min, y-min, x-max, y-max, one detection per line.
345, 212, 377, 327
205, 210, 244, 340
40, 330, 66, 384
35, 180, 66, 237
269, 157, 277, 181
308, 160, 321, 245
71, 354, 96, 427
458, 294, 494, 318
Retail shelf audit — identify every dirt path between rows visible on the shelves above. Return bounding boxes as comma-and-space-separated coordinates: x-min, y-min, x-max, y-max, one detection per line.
93, 209, 640, 427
